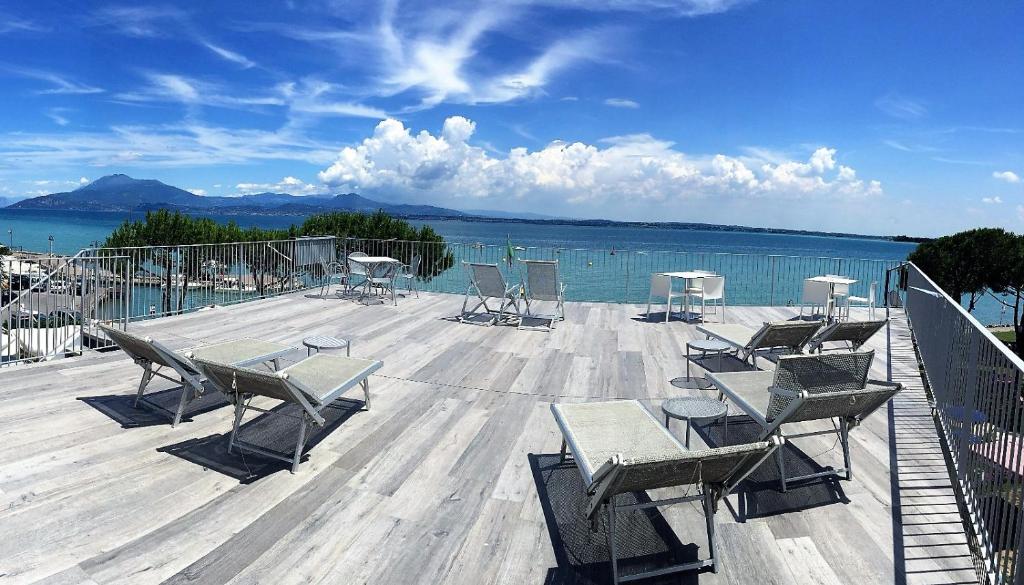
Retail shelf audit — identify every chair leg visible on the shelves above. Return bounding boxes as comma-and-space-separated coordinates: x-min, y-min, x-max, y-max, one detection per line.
840, 418, 852, 480
362, 378, 371, 410
171, 379, 193, 427
559, 438, 567, 462
646, 295, 653, 320
606, 499, 620, 585
704, 485, 718, 574
776, 446, 788, 492
228, 397, 246, 454
291, 413, 309, 474
134, 363, 153, 407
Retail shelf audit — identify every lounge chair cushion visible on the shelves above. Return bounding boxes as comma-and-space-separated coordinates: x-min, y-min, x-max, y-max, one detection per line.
697, 323, 757, 349
552, 401, 685, 485
705, 371, 774, 425
184, 339, 293, 367
283, 354, 382, 404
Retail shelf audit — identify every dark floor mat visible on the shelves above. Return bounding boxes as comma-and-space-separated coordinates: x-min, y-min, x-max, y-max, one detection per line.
79, 386, 229, 428
530, 453, 705, 585
159, 398, 364, 482
695, 416, 849, 518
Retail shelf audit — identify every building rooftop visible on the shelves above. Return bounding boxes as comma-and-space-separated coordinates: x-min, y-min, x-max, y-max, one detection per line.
0, 291, 976, 584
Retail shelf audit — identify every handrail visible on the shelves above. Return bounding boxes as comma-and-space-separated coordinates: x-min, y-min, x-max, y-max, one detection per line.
0, 250, 88, 314
908, 260, 1024, 372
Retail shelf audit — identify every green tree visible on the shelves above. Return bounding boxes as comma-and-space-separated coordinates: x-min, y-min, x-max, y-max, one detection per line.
908, 228, 1013, 312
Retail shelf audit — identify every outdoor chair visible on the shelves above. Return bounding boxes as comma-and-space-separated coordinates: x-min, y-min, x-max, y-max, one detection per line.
368, 261, 400, 305
318, 256, 348, 298
193, 353, 382, 473
799, 278, 832, 318
460, 262, 521, 325
706, 351, 902, 491
396, 254, 421, 298
646, 273, 686, 323
550, 400, 779, 583
844, 281, 878, 320
346, 251, 369, 293
97, 323, 294, 427
806, 319, 887, 353
519, 259, 566, 331
697, 320, 823, 368
686, 275, 726, 323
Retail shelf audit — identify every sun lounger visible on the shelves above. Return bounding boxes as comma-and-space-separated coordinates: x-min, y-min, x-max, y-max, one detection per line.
519, 259, 566, 331
193, 353, 382, 473
697, 320, 822, 368
706, 351, 902, 491
550, 400, 779, 583
805, 318, 887, 353
97, 323, 294, 427
460, 262, 521, 325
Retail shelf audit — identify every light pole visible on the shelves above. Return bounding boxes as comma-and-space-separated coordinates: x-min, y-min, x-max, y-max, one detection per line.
6, 229, 11, 250
48, 235, 54, 257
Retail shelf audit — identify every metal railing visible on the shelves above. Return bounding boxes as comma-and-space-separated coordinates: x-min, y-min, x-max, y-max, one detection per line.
905, 262, 1024, 584
1, 251, 132, 365
341, 237, 902, 305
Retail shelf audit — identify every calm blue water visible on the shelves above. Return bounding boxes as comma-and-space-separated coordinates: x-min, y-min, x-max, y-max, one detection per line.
4, 208, 1005, 325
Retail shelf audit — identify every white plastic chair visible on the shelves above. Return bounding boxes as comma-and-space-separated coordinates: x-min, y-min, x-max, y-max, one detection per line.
799, 279, 831, 318
396, 255, 420, 298
687, 276, 726, 323
646, 274, 686, 323
845, 281, 877, 320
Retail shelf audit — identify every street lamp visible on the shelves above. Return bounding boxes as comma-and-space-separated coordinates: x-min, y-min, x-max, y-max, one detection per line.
6, 229, 11, 250
48, 235, 54, 257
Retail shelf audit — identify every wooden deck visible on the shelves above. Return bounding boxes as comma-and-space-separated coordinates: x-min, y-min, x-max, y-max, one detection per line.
0, 291, 977, 584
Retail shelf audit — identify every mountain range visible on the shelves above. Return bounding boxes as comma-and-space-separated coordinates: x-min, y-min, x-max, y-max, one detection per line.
5, 174, 543, 219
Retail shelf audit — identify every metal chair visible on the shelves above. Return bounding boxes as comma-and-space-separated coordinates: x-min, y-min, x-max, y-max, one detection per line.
460, 262, 521, 325
519, 259, 566, 331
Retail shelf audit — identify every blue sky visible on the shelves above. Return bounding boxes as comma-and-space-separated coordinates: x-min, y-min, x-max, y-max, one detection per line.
0, 0, 1021, 236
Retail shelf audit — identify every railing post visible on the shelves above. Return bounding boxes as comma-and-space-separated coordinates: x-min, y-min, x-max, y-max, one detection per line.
769, 255, 777, 306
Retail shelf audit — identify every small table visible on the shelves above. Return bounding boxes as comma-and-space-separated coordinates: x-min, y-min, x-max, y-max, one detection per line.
348, 256, 402, 304
302, 335, 351, 357
662, 396, 728, 449
808, 275, 857, 322
660, 271, 716, 322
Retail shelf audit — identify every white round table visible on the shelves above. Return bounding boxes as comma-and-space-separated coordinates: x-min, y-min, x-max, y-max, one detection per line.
302, 335, 351, 357
662, 396, 729, 448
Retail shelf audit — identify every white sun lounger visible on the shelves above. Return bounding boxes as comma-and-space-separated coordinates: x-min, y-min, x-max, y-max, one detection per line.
97, 323, 294, 427
805, 318, 888, 353
550, 400, 779, 583
706, 351, 902, 491
193, 353, 382, 473
697, 320, 822, 368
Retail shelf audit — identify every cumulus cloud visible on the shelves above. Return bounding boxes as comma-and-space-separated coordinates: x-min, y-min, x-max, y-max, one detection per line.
604, 98, 639, 109
318, 117, 882, 208
994, 170, 1021, 183
236, 176, 321, 196
982, 196, 1003, 204
186, 187, 207, 196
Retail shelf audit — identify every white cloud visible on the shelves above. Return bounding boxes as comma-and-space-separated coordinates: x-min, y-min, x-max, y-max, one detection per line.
525, 0, 750, 16
236, 176, 321, 195
0, 123, 341, 169
318, 116, 882, 209
1017, 205, 1024, 223
46, 108, 70, 126
875, 93, 927, 120
604, 98, 639, 109
993, 170, 1021, 183
79, 177, 89, 185
203, 42, 256, 69
89, 6, 187, 38
0, 65, 103, 95
186, 187, 207, 196
982, 196, 1003, 204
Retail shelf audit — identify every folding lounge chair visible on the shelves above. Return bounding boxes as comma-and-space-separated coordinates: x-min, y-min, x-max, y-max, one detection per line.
806, 319, 887, 353
193, 353, 382, 473
519, 259, 566, 331
696, 320, 823, 368
550, 400, 779, 583
97, 323, 294, 427
706, 351, 902, 491
460, 262, 521, 325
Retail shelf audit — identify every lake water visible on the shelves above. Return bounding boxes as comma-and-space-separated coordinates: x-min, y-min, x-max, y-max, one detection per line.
2, 207, 1005, 325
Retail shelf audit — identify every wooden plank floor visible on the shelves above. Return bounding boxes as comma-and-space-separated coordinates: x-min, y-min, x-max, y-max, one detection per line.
0, 291, 978, 585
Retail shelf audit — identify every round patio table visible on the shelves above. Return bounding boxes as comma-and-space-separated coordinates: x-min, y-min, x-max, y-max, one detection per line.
662, 396, 728, 449
670, 338, 733, 389
302, 335, 351, 357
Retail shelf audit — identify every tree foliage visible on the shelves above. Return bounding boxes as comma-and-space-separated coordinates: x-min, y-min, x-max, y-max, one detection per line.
908, 227, 1024, 355
101, 209, 453, 312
